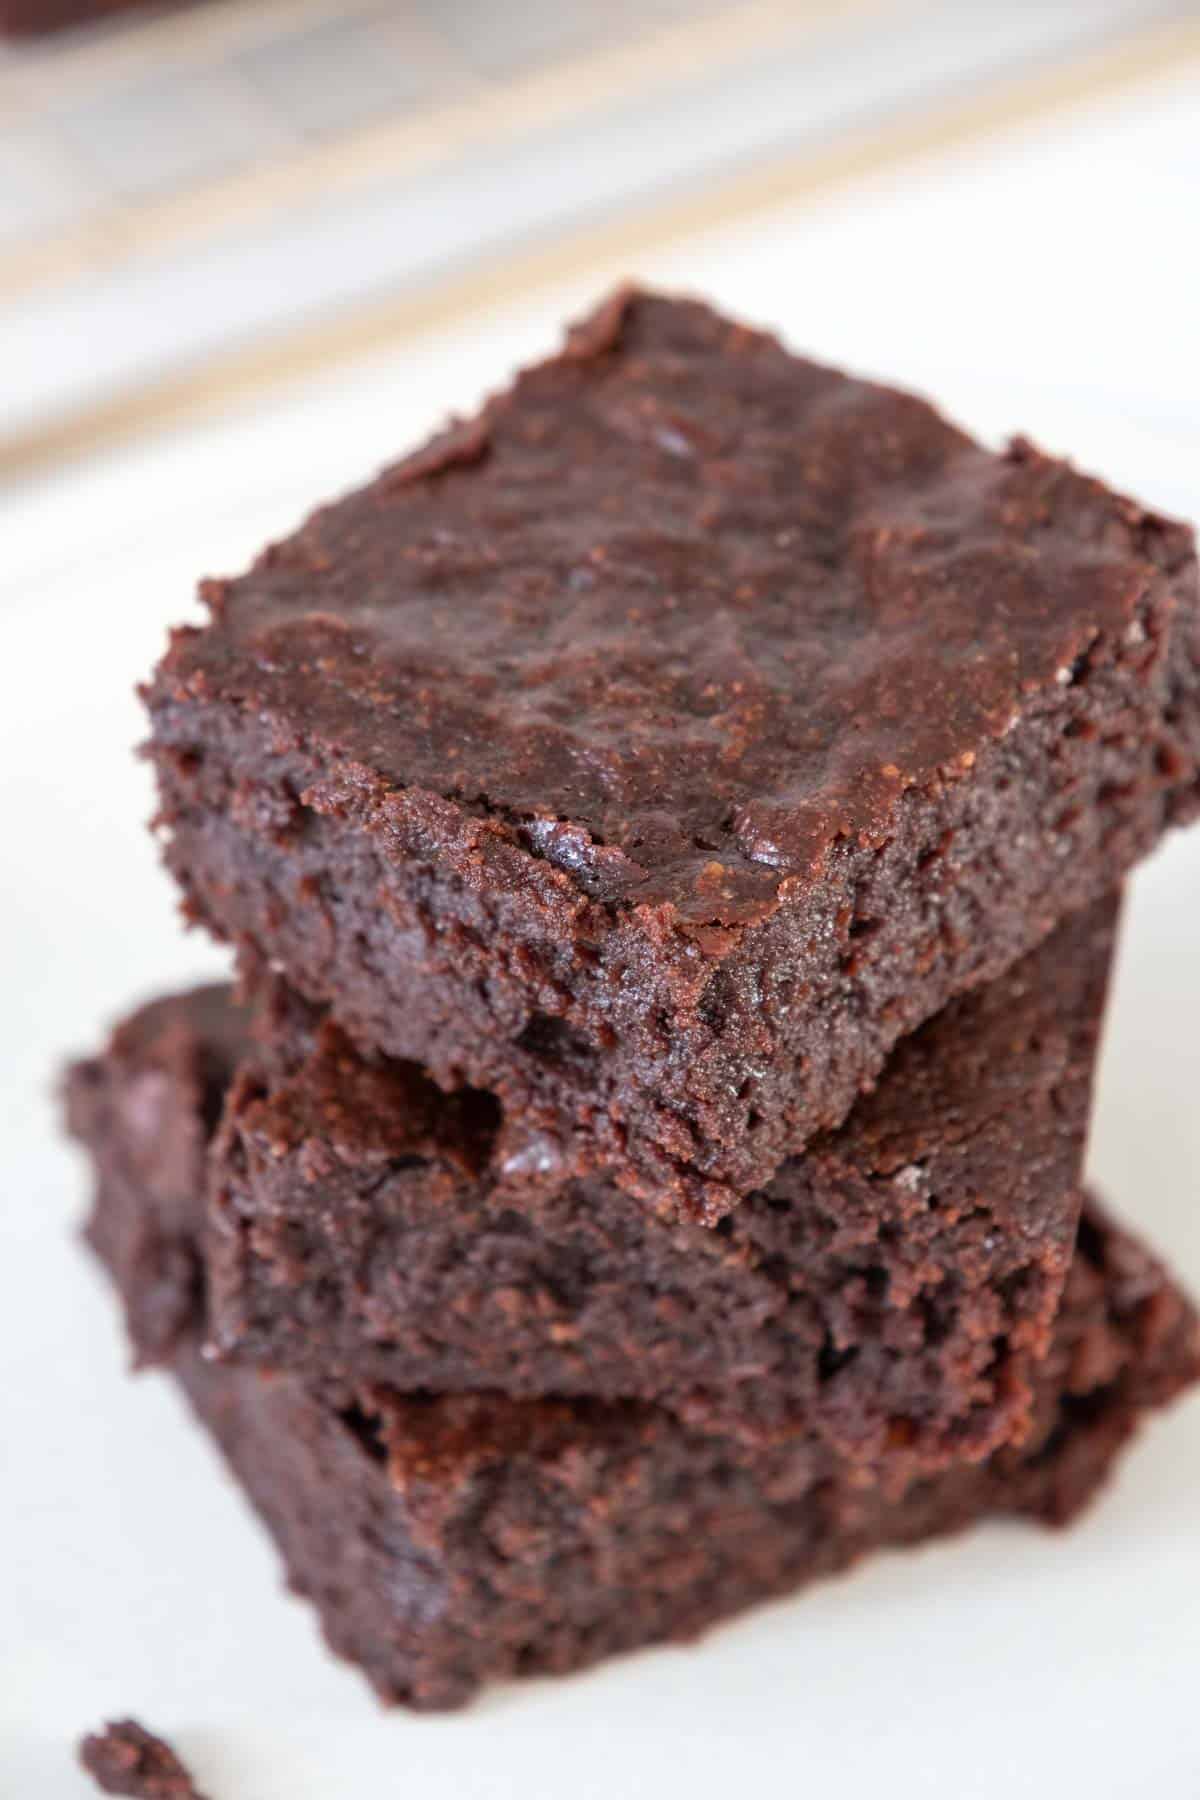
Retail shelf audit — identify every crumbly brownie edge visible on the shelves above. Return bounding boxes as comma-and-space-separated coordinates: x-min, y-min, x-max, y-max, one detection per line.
148, 581, 1199, 1223
65, 986, 243, 1367
78, 1718, 208, 1799
68, 994, 1200, 1710
107, 1182, 1200, 1709
208, 900, 1118, 1466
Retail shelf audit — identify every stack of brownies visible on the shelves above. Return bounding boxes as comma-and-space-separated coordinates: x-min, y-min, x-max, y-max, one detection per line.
67, 291, 1200, 1709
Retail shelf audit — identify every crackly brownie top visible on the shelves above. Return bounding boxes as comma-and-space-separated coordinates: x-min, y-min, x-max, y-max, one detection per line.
155, 288, 1194, 924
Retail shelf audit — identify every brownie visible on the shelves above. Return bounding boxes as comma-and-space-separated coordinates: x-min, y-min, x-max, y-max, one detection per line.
79, 1720, 207, 1800
144, 289, 1200, 1222
68, 1008, 1200, 1709
205, 899, 1119, 1468
67, 985, 245, 1367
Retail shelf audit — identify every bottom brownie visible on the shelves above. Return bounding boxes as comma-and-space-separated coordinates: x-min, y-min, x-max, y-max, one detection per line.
174, 1220, 1199, 1709
67, 1005, 1200, 1709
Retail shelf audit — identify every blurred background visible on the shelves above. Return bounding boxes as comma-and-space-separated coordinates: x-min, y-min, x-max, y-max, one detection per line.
3, 4, 1199, 1796
3, 0, 1198, 467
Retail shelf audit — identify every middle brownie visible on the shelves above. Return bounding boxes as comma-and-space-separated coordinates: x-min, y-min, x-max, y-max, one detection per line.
209, 897, 1118, 1468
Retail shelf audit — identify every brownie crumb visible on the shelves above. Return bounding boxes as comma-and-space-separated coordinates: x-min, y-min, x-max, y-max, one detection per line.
79, 1720, 208, 1799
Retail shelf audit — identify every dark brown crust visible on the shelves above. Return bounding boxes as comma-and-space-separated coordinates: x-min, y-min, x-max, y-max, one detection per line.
205, 900, 1119, 1467
67, 982, 1200, 1709
144, 289, 1200, 1220
79, 1719, 207, 1800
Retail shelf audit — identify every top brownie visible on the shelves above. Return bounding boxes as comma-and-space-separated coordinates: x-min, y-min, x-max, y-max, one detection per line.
146, 289, 1200, 1221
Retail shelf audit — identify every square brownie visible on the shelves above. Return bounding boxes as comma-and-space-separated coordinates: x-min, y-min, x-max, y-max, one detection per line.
145, 289, 1200, 1221
205, 899, 1120, 1470
66, 997, 1200, 1709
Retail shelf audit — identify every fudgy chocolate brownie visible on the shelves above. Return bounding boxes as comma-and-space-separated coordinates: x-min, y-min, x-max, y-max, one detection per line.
145, 289, 1200, 1222
206, 900, 1119, 1468
79, 1719, 208, 1800
67, 1003, 1200, 1709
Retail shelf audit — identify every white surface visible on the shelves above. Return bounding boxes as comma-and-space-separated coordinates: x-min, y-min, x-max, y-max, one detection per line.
3, 61, 1200, 1800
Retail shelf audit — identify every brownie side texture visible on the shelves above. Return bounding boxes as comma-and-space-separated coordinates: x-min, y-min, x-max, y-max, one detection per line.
65, 985, 242, 1367
174, 1219, 1198, 1711
144, 289, 1200, 1221
79, 1719, 207, 1800
207, 899, 1119, 1469
74, 1079, 1200, 1709
67, 982, 1200, 1710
